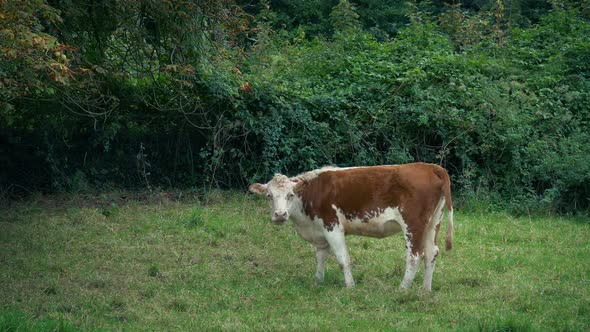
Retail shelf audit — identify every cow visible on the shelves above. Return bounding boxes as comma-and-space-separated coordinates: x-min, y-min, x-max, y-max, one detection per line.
249, 162, 454, 291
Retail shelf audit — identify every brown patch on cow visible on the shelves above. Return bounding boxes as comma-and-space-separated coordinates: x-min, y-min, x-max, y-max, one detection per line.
434, 222, 442, 245
295, 163, 452, 253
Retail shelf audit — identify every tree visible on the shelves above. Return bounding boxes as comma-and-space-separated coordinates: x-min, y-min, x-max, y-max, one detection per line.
0, 0, 72, 104
330, 0, 362, 34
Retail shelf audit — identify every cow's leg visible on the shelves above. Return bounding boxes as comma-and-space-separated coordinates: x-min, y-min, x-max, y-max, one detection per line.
423, 244, 439, 291
423, 199, 445, 291
400, 225, 424, 290
314, 245, 330, 284
422, 227, 439, 291
400, 249, 422, 290
323, 225, 355, 288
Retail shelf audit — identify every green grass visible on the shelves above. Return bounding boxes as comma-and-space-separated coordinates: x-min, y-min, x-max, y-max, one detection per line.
1, 192, 589, 331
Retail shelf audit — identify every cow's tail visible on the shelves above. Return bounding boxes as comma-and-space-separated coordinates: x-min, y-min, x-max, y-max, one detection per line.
442, 169, 454, 251
445, 205, 454, 251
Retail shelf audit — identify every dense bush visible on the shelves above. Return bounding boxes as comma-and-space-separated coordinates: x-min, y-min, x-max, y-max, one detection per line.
1, 0, 589, 212
243, 8, 590, 212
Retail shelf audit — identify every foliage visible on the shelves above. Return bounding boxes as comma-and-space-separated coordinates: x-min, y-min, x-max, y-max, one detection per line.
1, 0, 252, 192
1, 0, 589, 212
330, 0, 362, 34
0, 0, 72, 101
243, 7, 590, 211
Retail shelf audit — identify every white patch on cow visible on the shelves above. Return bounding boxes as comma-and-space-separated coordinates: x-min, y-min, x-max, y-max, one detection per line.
292, 164, 398, 183
292, 166, 341, 182
331, 204, 344, 222
290, 204, 329, 248
289, 194, 304, 218
338, 206, 404, 238
394, 211, 411, 247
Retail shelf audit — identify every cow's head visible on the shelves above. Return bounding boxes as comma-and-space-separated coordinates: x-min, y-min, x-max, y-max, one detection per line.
249, 174, 299, 224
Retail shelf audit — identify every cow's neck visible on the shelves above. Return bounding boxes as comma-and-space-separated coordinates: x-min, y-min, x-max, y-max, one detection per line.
288, 196, 307, 224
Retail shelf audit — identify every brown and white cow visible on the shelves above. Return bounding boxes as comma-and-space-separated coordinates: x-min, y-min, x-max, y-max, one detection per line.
249, 162, 454, 291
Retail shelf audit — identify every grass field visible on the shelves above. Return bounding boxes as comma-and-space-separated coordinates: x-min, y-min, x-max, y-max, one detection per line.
1, 192, 589, 331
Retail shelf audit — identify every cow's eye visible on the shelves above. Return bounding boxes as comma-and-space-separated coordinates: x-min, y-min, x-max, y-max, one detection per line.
287, 193, 294, 200
266, 193, 272, 198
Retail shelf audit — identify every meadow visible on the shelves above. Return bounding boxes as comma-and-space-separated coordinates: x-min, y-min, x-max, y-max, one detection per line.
1, 192, 589, 331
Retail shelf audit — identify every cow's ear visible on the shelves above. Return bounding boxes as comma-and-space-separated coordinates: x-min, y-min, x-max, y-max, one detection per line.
249, 183, 267, 195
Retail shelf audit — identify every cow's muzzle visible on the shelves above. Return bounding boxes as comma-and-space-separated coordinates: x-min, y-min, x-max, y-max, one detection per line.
272, 211, 288, 224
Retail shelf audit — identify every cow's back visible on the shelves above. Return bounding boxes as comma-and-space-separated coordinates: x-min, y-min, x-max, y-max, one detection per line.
297, 163, 448, 230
